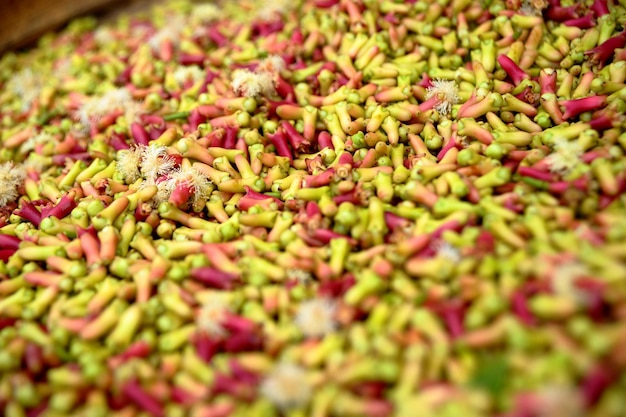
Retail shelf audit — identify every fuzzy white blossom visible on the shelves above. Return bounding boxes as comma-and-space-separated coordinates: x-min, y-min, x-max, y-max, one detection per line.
116, 146, 143, 183
166, 165, 213, 205
426, 79, 459, 117
534, 385, 583, 417
256, 0, 293, 21
75, 87, 135, 130
545, 136, 583, 175
193, 3, 222, 21
8, 68, 42, 112
287, 269, 313, 284
257, 55, 286, 74
139, 145, 176, 180
295, 298, 337, 338
21, 131, 54, 154
173, 65, 206, 87
147, 17, 186, 52
433, 240, 461, 263
551, 262, 591, 305
0, 162, 26, 207
232, 69, 276, 98
260, 363, 312, 410
196, 295, 230, 337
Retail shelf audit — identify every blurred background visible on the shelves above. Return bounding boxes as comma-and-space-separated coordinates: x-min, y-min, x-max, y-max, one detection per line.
0, 0, 153, 52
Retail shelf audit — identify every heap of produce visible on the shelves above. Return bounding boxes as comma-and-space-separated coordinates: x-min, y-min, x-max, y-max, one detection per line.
1, 0, 626, 415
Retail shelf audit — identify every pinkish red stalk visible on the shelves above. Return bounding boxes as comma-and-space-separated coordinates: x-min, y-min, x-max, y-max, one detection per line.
207, 27, 228, 47
311, 228, 357, 246
15, 201, 42, 227
26, 402, 47, 417
267, 129, 293, 161
223, 126, 238, 149
253, 20, 284, 38
122, 379, 164, 417
52, 152, 91, 165
281, 120, 311, 152
564, 14, 595, 28
42, 194, 77, 219
332, 191, 362, 205
229, 359, 259, 385
437, 135, 458, 161
223, 331, 262, 353
196, 104, 223, 119
0, 317, 18, 330
222, 314, 257, 334
169, 183, 192, 207
0, 234, 20, 250
430, 220, 463, 240
511, 291, 535, 326
497, 54, 529, 85
417, 95, 439, 112
189, 109, 207, 130
318, 274, 356, 297
384, 211, 410, 230
304, 168, 336, 187
315, 0, 340, 7
518, 166, 557, 182
109, 341, 151, 368
440, 302, 465, 338
560, 95, 607, 120
547, 4, 579, 21
306, 201, 322, 218
190, 267, 239, 289
591, 0, 609, 17
110, 132, 130, 150
581, 366, 614, 406
589, 114, 614, 131
317, 131, 333, 149
585, 32, 626, 66
0, 249, 16, 261
539, 71, 557, 94
171, 387, 195, 405
179, 53, 205, 65
193, 333, 221, 362
131, 123, 150, 146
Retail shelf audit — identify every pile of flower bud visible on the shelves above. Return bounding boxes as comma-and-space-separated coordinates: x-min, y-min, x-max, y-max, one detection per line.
1, 0, 626, 415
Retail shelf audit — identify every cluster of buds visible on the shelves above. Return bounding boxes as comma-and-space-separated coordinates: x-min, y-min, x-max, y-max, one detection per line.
0, 0, 626, 416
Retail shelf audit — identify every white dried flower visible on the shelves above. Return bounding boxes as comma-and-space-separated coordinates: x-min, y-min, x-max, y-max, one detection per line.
260, 363, 312, 410
232, 69, 275, 98
545, 136, 583, 175
122, 100, 144, 125
147, 17, 186, 52
116, 146, 143, 183
196, 295, 230, 337
94, 27, 115, 45
167, 165, 213, 205
0, 162, 26, 207
534, 385, 583, 417
173, 65, 206, 87
520, 0, 548, 16
8, 68, 42, 111
426, 79, 459, 116
294, 298, 337, 338
433, 240, 461, 263
257, 55, 286, 74
287, 269, 313, 284
193, 3, 221, 21
75, 88, 134, 129
139, 145, 176, 180
256, 0, 293, 21
21, 131, 54, 154
551, 262, 591, 305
